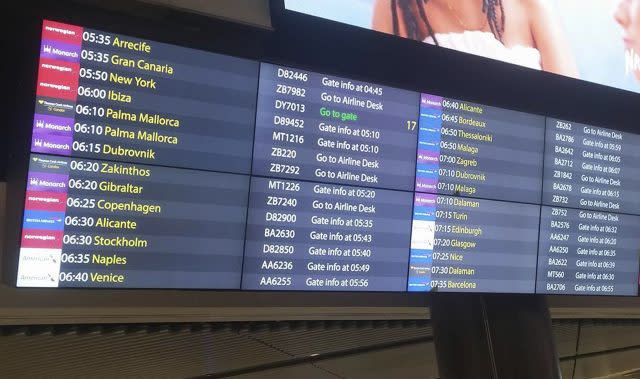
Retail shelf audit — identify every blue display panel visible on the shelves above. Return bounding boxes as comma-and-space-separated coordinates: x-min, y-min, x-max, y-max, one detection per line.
15, 20, 640, 295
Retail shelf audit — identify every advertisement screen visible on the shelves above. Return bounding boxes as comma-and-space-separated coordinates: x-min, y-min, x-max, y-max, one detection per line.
285, 0, 640, 94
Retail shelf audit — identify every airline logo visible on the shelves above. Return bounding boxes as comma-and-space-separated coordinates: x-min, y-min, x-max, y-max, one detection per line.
40, 39, 81, 63
22, 210, 65, 231
31, 133, 72, 155
29, 154, 70, 172
33, 113, 73, 135
16, 248, 61, 287
24, 191, 67, 212
411, 220, 436, 250
21, 229, 64, 249
421, 93, 444, 110
35, 97, 75, 117
27, 172, 69, 192
407, 278, 431, 289
41, 20, 83, 45
36, 58, 79, 100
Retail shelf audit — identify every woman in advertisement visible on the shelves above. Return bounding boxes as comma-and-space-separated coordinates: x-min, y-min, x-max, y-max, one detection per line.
372, 0, 578, 76
614, 0, 640, 80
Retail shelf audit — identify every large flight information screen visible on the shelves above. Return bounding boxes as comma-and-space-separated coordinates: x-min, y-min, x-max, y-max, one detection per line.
15, 20, 640, 295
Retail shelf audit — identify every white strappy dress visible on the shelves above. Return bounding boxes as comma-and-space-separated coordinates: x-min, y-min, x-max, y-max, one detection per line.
424, 30, 542, 70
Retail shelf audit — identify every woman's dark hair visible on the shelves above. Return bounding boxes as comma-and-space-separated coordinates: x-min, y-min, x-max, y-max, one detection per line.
390, 0, 505, 45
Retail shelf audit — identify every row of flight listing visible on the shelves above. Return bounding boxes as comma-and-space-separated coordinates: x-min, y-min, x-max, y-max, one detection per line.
17, 20, 640, 295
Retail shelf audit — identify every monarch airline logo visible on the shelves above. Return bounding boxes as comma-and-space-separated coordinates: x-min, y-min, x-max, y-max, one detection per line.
34, 119, 71, 132
28, 177, 66, 189
32, 139, 71, 150
41, 44, 79, 59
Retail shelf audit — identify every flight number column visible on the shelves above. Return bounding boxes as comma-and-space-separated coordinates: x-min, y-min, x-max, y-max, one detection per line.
543, 118, 640, 214
243, 64, 420, 291
251, 63, 419, 191
537, 206, 640, 296
241, 177, 413, 291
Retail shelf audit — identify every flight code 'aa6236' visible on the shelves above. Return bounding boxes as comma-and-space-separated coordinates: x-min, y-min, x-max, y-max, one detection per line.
261, 260, 294, 270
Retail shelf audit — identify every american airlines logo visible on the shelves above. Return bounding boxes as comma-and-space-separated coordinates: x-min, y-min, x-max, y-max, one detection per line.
43, 45, 52, 53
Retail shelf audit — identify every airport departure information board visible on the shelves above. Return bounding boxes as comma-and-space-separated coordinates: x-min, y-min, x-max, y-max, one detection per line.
15, 20, 640, 295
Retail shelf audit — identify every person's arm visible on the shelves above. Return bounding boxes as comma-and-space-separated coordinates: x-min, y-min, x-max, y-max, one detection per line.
372, 0, 396, 34
526, 0, 579, 77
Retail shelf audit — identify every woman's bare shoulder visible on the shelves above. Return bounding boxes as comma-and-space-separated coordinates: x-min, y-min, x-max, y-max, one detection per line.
516, 0, 554, 14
